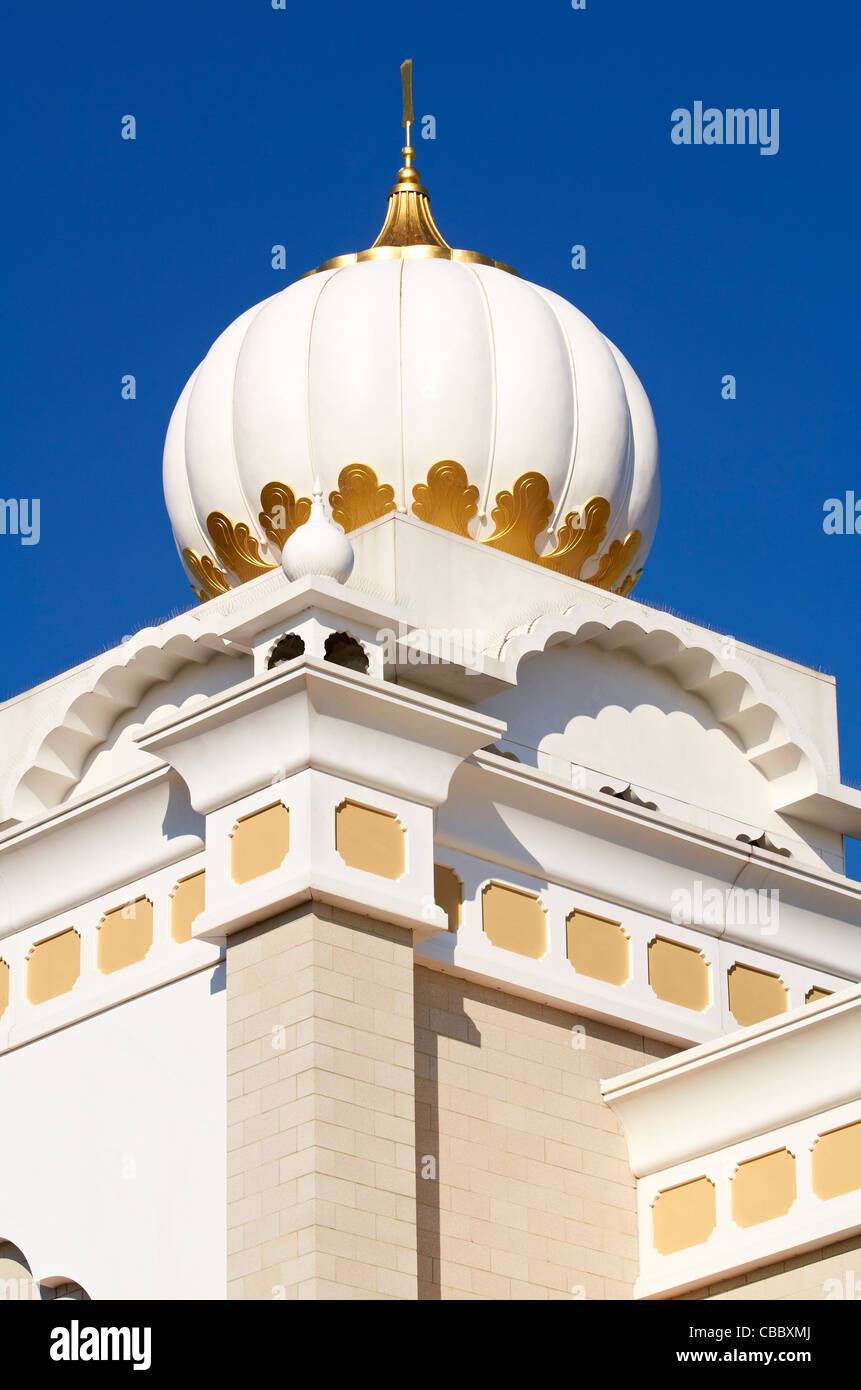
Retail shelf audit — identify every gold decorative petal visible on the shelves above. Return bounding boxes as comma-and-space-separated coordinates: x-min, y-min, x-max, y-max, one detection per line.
259, 481, 312, 550
182, 547, 231, 603
329, 464, 396, 532
615, 569, 643, 597
182, 467, 647, 599
412, 460, 480, 537
587, 530, 643, 591
206, 512, 276, 584
482, 471, 554, 561
538, 496, 610, 579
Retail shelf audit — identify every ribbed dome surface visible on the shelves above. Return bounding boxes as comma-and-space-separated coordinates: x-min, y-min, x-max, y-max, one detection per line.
164, 256, 659, 599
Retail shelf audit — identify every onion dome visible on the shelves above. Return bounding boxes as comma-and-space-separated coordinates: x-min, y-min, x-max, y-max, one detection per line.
164, 62, 659, 604
281, 480, 355, 583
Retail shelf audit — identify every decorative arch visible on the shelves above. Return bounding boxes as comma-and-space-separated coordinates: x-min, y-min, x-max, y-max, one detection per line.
0, 1240, 89, 1300
495, 602, 824, 799
0, 1238, 36, 1299
9, 626, 236, 823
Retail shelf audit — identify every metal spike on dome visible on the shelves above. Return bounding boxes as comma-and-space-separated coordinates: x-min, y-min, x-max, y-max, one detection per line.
370, 58, 452, 253
298, 59, 519, 278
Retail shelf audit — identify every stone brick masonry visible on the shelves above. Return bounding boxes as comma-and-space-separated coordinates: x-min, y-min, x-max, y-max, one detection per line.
414, 966, 673, 1300
226, 904, 417, 1300
692, 1235, 861, 1301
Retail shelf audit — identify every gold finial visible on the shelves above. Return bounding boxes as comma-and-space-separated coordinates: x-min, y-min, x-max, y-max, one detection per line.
394, 57, 419, 186
400, 59, 417, 174
401, 58, 414, 141
298, 58, 520, 279
370, 58, 450, 248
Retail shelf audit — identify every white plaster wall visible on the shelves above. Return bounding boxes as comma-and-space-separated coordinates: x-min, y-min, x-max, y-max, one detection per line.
0, 965, 225, 1300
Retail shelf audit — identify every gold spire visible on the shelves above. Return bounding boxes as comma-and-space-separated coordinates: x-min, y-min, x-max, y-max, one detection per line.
369, 60, 451, 252
300, 60, 519, 279
401, 58, 414, 133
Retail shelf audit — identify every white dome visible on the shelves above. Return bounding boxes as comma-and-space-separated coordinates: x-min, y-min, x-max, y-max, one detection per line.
281, 481, 355, 584
164, 171, 659, 603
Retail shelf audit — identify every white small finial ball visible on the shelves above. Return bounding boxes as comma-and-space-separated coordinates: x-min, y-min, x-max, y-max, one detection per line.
281, 479, 355, 584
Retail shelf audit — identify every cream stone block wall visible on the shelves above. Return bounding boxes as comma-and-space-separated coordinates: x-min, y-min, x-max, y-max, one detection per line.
226, 904, 418, 1300
684, 1233, 861, 1300
413, 965, 673, 1300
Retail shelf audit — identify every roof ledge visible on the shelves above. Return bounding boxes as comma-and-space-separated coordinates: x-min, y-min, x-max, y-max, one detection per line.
602, 982, 861, 1178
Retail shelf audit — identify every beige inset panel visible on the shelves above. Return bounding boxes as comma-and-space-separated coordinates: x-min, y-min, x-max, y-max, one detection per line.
171, 871, 206, 944
728, 962, 788, 1027
648, 936, 709, 1011
27, 929, 81, 1005
812, 1121, 861, 1201
566, 910, 629, 985
0, 959, 8, 1020
97, 897, 154, 975
652, 1177, 716, 1255
434, 864, 462, 932
335, 801, 405, 880
806, 987, 832, 1005
731, 1148, 797, 1228
231, 802, 291, 884
481, 882, 546, 959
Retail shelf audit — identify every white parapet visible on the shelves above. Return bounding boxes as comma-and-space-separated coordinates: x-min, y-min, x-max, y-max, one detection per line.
603, 983, 861, 1298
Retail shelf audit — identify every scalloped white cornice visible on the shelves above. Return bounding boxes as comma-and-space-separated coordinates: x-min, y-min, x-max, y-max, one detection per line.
9, 627, 236, 823
496, 602, 826, 803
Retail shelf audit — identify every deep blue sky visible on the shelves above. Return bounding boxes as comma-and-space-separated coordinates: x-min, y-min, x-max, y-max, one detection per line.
2, 1, 859, 864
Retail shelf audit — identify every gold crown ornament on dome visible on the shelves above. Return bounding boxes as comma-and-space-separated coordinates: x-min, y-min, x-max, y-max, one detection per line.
185, 462, 642, 604
171, 60, 657, 605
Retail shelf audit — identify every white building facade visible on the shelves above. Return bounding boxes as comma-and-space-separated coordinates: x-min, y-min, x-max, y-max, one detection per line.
2, 125, 861, 1302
